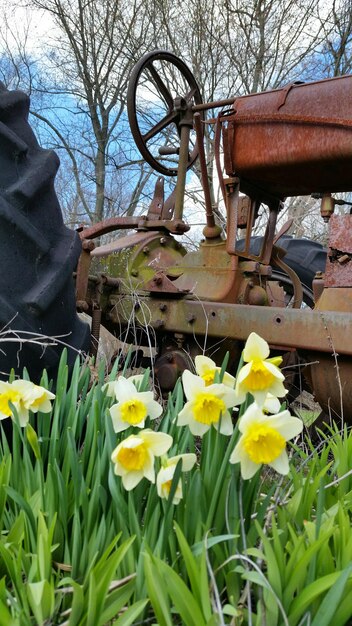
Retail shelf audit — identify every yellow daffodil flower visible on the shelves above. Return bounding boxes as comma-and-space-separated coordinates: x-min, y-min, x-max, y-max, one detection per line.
235, 332, 287, 406
109, 376, 162, 433
157, 453, 196, 504
195, 355, 236, 388
177, 370, 238, 437
230, 402, 303, 479
0, 381, 22, 421
0, 380, 55, 426
103, 374, 144, 399
111, 429, 173, 490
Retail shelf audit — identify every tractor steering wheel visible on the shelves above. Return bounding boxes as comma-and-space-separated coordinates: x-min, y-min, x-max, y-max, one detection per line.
127, 50, 203, 176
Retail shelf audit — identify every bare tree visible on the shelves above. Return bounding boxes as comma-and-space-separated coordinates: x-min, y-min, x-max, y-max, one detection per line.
0, 0, 158, 225
1, 0, 350, 239
316, 0, 352, 77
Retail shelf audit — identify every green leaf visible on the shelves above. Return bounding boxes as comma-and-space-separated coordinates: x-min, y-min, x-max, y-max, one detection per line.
144, 552, 173, 626
100, 579, 136, 625
288, 572, 345, 625
174, 523, 211, 621
112, 598, 149, 626
66, 580, 85, 626
157, 559, 207, 626
192, 534, 238, 556
27, 580, 55, 624
310, 563, 352, 626
26, 423, 41, 460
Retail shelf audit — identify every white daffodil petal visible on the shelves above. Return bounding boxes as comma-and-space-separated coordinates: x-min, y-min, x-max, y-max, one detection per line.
236, 362, 253, 385
114, 377, 137, 402
269, 450, 290, 475
156, 466, 172, 497
140, 430, 173, 456
177, 402, 195, 426
233, 387, 247, 406
102, 381, 118, 398
263, 361, 285, 381
122, 471, 144, 490
109, 405, 126, 433
263, 394, 281, 414
35, 399, 53, 413
182, 369, 205, 400
187, 418, 210, 437
222, 371, 236, 388
147, 399, 163, 420
206, 383, 238, 408
268, 379, 288, 399
243, 332, 270, 362
265, 411, 303, 440
237, 402, 263, 432
195, 355, 215, 375
229, 440, 244, 464
252, 389, 271, 408
167, 453, 197, 471
240, 456, 261, 479
143, 453, 155, 483
217, 411, 234, 436
135, 390, 154, 404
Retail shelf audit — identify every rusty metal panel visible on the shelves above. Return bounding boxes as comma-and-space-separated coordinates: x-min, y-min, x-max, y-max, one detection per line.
108, 295, 352, 356
325, 215, 352, 287
224, 74, 352, 198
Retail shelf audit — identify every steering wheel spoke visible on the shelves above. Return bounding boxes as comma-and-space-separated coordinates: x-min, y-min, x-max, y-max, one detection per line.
147, 64, 175, 110
142, 109, 178, 143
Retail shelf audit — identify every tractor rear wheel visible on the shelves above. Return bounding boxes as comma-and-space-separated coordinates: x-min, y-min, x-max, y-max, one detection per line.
0, 84, 90, 381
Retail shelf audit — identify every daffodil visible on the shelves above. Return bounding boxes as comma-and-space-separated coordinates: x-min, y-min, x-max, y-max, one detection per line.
0, 380, 55, 426
235, 332, 287, 406
177, 370, 238, 437
111, 429, 173, 490
0, 382, 22, 421
103, 374, 144, 399
230, 402, 303, 479
195, 355, 236, 388
109, 376, 162, 433
157, 453, 196, 504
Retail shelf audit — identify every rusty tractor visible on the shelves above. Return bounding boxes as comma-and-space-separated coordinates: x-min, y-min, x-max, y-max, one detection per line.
1, 51, 352, 420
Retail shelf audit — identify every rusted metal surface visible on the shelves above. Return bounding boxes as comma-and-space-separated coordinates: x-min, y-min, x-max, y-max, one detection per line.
222, 74, 352, 199
173, 241, 240, 302
154, 349, 193, 392
307, 285, 352, 412
145, 271, 186, 295
325, 215, 352, 287
147, 176, 165, 219
76, 239, 95, 305
91, 232, 157, 258
79, 216, 189, 240
193, 112, 222, 240
107, 294, 352, 356
309, 354, 352, 418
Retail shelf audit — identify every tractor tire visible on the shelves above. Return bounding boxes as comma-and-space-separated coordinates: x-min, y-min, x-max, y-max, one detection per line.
0, 83, 90, 381
271, 235, 326, 303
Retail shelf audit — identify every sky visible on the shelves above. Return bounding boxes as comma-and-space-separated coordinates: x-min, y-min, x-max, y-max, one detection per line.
0, 2, 55, 53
